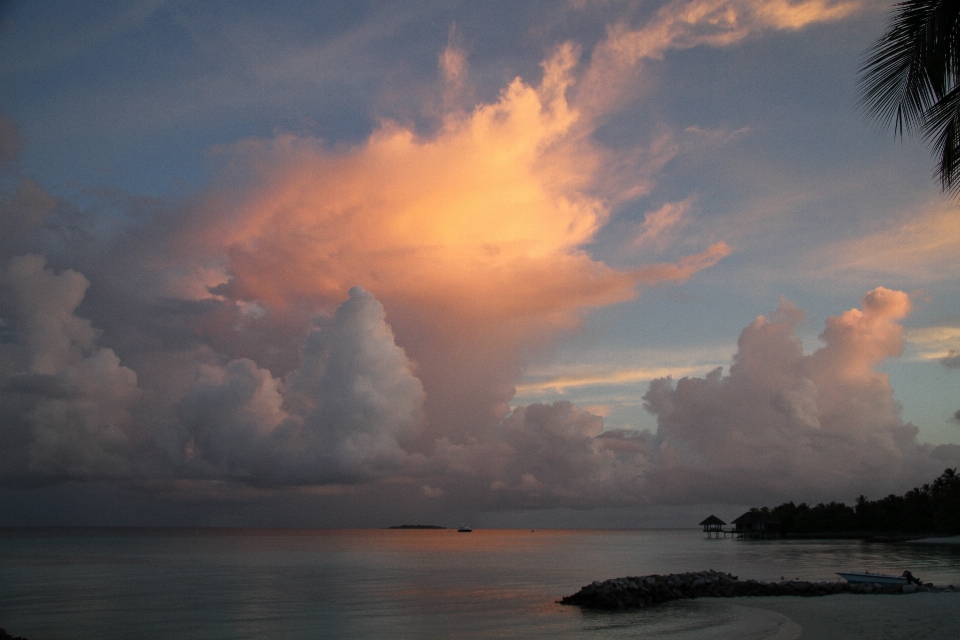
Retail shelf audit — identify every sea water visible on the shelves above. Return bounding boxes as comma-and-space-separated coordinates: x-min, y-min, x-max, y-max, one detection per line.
1, 528, 959, 639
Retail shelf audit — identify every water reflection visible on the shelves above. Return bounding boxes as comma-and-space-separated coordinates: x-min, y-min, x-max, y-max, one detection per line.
0, 528, 957, 640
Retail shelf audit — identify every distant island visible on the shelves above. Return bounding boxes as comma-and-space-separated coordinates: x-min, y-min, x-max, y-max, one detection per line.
748, 468, 960, 538
388, 524, 447, 529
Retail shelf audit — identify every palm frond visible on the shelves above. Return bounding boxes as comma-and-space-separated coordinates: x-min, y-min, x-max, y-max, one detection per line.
858, 0, 960, 194
924, 86, 960, 192
858, 0, 945, 135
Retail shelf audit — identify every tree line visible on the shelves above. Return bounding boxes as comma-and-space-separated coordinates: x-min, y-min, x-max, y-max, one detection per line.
753, 468, 960, 535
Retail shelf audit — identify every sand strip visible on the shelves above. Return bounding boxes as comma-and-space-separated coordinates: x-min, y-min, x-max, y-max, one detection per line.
734, 592, 960, 639
908, 535, 960, 545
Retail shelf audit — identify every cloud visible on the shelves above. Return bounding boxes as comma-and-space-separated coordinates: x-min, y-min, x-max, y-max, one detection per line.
0, 178, 58, 236
906, 325, 960, 365
433, 400, 651, 509
0, 255, 141, 485
751, 0, 861, 30
634, 241, 733, 283
2, 254, 98, 375
177, 287, 425, 485
641, 287, 959, 504
633, 198, 695, 250
1, 244, 952, 512
0, 31, 735, 501
317, 288, 952, 511
0, 113, 24, 167
813, 203, 960, 282
575, 0, 861, 115
3, 4, 918, 520
170, 43, 728, 451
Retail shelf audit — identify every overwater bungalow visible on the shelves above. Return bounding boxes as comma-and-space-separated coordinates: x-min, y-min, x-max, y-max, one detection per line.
699, 515, 726, 539
731, 511, 781, 539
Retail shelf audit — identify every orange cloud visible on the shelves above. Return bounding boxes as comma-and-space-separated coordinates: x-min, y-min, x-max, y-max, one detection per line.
178, 44, 730, 445
633, 198, 695, 250
575, 0, 861, 115
753, 0, 860, 30
214, 45, 626, 321
633, 241, 732, 283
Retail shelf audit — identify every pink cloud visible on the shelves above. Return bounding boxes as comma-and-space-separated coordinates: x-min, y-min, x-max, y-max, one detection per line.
642, 288, 957, 504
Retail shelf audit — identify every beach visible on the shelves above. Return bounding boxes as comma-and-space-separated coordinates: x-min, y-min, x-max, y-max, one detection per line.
909, 536, 960, 546
729, 592, 960, 639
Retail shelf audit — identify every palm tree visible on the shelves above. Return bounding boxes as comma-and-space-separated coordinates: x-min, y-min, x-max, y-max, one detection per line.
858, 0, 960, 194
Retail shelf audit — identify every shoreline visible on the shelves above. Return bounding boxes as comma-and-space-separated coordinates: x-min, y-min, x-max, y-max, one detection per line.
777, 532, 960, 543
733, 592, 960, 639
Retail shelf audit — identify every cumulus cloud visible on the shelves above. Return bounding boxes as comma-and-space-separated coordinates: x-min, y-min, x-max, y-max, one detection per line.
485, 402, 649, 507
0, 255, 140, 485
177, 287, 424, 485
168, 42, 728, 453
2, 3, 914, 520
642, 288, 959, 504
279, 286, 425, 482
396, 288, 955, 509
1, 242, 952, 512
0, 34, 733, 501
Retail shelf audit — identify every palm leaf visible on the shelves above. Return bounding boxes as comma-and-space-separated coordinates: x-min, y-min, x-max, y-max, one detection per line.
858, 0, 960, 193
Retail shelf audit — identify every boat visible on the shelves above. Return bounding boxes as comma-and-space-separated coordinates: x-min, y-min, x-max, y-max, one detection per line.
457, 526, 472, 533
836, 571, 907, 585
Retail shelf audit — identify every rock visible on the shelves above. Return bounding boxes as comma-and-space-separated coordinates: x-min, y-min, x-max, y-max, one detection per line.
558, 569, 954, 610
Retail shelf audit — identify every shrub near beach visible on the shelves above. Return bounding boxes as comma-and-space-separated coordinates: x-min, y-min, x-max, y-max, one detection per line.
753, 469, 960, 536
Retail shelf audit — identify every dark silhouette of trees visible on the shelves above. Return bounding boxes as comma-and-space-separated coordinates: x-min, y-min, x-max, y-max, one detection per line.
858, 0, 960, 194
760, 468, 960, 535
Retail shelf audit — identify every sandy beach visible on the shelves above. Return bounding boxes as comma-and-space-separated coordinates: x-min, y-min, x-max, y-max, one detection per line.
729, 592, 960, 639
908, 536, 960, 545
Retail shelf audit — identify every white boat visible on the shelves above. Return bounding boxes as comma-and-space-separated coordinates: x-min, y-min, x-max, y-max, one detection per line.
836, 571, 907, 585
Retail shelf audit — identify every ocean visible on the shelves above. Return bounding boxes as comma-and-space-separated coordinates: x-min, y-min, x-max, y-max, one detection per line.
1, 528, 959, 639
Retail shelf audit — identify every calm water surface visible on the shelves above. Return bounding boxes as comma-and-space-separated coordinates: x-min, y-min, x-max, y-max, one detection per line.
1, 528, 959, 639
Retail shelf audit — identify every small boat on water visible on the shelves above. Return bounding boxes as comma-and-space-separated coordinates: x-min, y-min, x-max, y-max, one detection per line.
836, 571, 908, 585
457, 526, 473, 533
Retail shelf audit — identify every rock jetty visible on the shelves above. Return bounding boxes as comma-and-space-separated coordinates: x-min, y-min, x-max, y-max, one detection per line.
559, 570, 958, 610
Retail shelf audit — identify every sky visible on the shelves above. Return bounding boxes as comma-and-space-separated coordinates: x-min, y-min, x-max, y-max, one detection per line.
0, 0, 958, 528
